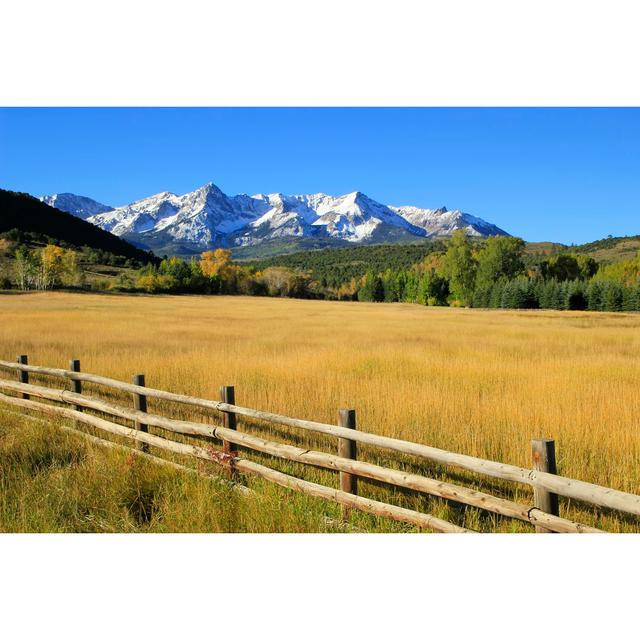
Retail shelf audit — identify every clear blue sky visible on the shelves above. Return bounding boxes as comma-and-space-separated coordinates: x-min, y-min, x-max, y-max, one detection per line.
1, 107, 638, 244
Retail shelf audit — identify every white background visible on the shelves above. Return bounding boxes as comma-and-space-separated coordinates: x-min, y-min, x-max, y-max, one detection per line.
1, 1, 639, 638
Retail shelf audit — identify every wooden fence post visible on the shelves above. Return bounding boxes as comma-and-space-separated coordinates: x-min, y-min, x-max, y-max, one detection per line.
132, 374, 149, 453
532, 438, 559, 533
220, 386, 237, 477
69, 359, 83, 412
338, 409, 357, 520
17, 355, 29, 400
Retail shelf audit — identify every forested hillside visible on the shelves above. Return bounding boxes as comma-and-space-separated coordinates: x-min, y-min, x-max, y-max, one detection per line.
244, 241, 449, 288
0, 189, 156, 263
0, 189, 158, 291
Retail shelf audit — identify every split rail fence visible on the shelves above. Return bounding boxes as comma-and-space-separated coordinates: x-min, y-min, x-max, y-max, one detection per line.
1, 355, 639, 533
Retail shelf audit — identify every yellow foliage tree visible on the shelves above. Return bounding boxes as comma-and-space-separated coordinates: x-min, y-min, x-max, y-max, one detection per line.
200, 249, 232, 278
39, 244, 78, 289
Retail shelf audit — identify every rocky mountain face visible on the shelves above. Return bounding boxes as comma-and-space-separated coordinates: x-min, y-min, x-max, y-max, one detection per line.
39, 193, 113, 220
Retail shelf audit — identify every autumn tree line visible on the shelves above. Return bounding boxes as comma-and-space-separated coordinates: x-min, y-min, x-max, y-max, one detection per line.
123, 233, 640, 312
10, 243, 80, 291
135, 249, 322, 298
3, 232, 640, 312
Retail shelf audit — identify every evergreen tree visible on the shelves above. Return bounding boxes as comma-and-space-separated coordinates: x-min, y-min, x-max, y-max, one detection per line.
602, 281, 624, 311
489, 279, 506, 308
372, 274, 385, 302
565, 280, 587, 310
586, 281, 605, 311
471, 284, 492, 308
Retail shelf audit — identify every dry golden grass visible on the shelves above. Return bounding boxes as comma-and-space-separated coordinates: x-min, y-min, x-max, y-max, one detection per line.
1, 291, 639, 532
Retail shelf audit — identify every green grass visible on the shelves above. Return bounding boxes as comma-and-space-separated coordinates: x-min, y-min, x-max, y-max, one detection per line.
1, 406, 432, 533
0, 407, 348, 533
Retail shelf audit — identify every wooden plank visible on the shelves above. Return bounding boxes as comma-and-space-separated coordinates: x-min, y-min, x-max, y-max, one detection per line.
214, 424, 601, 533
69, 359, 83, 412
0, 359, 224, 409
1, 360, 638, 517
0, 380, 602, 532
532, 439, 559, 533
235, 458, 469, 533
0, 389, 229, 464
338, 408, 357, 520
0, 379, 214, 437
132, 374, 149, 453
0, 391, 467, 533
16, 356, 29, 400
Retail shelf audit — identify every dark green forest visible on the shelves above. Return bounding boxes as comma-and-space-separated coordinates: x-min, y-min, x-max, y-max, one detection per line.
244, 240, 450, 288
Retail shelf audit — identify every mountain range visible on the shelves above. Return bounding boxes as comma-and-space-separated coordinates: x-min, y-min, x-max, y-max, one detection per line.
40, 182, 508, 256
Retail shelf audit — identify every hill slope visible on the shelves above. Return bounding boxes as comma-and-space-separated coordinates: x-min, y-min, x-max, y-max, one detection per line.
573, 235, 640, 264
245, 241, 449, 287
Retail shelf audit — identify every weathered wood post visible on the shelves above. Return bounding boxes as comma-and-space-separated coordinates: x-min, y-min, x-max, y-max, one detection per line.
220, 385, 237, 478
532, 438, 559, 533
338, 408, 357, 520
132, 374, 149, 453
69, 359, 83, 412
17, 355, 29, 400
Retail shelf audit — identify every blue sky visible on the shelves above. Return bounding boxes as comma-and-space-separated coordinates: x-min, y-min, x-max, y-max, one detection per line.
1, 107, 638, 244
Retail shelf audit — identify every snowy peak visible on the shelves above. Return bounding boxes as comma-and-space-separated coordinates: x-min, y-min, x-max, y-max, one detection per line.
391, 204, 507, 238
41, 182, 508, 253
39, 193, 113, 220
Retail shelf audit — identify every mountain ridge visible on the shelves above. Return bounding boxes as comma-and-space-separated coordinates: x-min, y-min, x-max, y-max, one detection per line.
41, 182, 509, 255
40, 193, 113, 219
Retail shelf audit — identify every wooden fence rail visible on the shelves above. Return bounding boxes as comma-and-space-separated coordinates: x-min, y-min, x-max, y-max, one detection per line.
0, 356, 637, 533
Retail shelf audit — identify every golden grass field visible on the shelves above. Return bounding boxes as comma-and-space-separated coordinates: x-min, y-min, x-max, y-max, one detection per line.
1, 291, 639, 532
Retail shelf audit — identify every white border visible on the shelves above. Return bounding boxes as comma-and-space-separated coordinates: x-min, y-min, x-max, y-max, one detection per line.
1, 1, 640, 106
0, 534, 638, 638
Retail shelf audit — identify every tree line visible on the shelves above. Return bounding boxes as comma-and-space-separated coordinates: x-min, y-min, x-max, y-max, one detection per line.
354, 231, 640, 312
245, 241, 448, 289
3, 231, 639, 313
134, 249, 323, 298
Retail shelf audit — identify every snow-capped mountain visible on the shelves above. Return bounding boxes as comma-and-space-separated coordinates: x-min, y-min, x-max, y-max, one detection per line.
39, 193, 113, 220
41, 182, 508, 253
85, 183, 266, 247
234, 190, 427, 246
391, 205, 505, 238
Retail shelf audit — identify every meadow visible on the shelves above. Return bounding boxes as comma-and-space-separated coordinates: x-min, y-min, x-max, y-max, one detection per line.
1, 291, 639, 532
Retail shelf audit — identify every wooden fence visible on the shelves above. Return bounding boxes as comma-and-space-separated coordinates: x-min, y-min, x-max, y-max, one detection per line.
0, 355, 638, 533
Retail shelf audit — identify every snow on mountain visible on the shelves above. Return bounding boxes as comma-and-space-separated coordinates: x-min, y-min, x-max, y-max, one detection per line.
88, 183, 271, 247
41, 182, 508, 252
391, 205, 507, 237
39, 193, 113, 220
